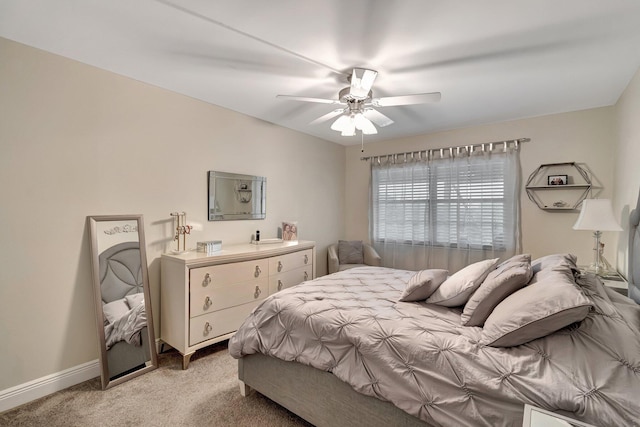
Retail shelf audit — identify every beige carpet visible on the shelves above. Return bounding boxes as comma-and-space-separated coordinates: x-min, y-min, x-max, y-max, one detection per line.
0, 341, 312, 427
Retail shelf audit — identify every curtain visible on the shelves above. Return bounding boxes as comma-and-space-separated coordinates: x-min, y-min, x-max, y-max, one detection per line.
370, 143, 521, 273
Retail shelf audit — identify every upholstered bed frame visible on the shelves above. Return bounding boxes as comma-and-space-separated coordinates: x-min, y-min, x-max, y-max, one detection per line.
99, 242, 151, 379
238, 354, 425, 426
629, 189, 640, 303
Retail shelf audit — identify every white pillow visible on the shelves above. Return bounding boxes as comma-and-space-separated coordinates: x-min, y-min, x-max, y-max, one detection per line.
398, 269, 448, 302
125, 292, 145, 308
102, 298, 130, 324
426, 258, 499, 307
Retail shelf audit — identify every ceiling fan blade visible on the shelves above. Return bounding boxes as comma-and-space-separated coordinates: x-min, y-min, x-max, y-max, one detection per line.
309, 109, 345, 125
350, 68, 378, 99
372, 92, 441, 107
276, 95, 343, 105
363, 108, 394, 127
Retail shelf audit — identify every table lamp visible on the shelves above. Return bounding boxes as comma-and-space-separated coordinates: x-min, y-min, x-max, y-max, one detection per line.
572, 198, 622, 275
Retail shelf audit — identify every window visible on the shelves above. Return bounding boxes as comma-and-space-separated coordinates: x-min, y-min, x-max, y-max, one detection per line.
371, 150, 518, 252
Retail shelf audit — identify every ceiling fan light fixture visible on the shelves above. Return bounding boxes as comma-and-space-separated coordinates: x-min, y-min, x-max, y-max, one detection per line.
354, 113, 377, 135
330, 114, 350, 131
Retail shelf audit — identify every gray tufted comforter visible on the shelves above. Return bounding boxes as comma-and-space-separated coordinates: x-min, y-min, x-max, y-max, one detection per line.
229, 267, 640, 426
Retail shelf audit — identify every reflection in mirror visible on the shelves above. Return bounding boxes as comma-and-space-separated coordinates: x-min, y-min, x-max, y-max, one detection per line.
87, 215, 158, 390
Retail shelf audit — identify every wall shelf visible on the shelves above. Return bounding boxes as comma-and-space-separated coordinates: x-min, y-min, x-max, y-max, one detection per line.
525, 162, 591, 210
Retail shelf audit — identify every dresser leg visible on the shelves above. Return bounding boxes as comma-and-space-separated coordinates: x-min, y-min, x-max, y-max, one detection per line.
182, 352, 194, 370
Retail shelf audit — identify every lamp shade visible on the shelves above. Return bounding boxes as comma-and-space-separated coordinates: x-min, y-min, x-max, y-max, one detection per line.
573, 199, 622, 231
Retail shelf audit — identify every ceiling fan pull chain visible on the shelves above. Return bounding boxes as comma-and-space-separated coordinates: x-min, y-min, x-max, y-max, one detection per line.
361, 131, 364, 153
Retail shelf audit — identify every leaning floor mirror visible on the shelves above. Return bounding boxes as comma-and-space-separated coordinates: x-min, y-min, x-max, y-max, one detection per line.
87, 214, 158, 389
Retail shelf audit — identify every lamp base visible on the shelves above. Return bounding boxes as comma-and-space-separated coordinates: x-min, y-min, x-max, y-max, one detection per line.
583, 253, 615, 276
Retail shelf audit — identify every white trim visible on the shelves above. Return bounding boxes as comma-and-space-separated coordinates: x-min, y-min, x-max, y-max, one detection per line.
0, 360, 100, 413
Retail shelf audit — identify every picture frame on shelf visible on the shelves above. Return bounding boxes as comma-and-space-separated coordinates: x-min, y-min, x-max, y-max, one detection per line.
282, 221, 298, 241
547, 174, 568, 185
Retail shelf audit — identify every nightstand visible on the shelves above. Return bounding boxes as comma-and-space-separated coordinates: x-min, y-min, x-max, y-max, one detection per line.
522, 404, 597, 427
578, 266, 628, 297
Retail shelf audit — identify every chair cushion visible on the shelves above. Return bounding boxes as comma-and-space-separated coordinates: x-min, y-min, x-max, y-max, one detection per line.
338, 240, 364, 264
338, 264, 367, 272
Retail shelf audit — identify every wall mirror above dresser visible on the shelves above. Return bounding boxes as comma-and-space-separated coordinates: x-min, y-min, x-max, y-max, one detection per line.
208, 171, 266, 221
87, 214, 158, 390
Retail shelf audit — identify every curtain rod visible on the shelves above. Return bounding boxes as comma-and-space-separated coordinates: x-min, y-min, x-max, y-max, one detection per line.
360, 137, 530, 161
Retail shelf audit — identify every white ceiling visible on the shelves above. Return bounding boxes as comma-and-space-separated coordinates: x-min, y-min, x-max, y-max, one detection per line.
2, 0, 640, 146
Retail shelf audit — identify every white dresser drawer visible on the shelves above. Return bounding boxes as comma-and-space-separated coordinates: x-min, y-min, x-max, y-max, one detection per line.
190, 258, 268, 290
189, 300, 261, 346
269, 265, 313, 294
190, 277, 267, 317
269, 249, 313, 275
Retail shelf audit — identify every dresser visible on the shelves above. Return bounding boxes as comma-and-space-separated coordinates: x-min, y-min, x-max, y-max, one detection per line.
160, 240, 315, 368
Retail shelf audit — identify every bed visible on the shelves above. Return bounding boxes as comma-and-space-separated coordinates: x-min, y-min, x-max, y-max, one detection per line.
99, 242, 152, 379
229, 199, 640, 426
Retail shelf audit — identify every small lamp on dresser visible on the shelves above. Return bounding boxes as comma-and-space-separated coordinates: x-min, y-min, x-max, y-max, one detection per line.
572, 198, 622, 275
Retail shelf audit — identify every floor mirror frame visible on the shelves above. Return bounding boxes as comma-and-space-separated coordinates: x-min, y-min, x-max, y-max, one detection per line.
87, 214, 158, 390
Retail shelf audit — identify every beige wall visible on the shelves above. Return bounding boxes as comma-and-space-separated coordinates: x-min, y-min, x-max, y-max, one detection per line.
0, 38, 345, 390
613, 67, 640, 275
345, 107, 617, 264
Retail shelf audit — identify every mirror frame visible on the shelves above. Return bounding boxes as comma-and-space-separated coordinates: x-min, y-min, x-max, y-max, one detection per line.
207, 170, 267, 221
87, 214, 158, 390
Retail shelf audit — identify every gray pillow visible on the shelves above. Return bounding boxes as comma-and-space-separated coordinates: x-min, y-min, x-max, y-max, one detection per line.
338, 240, 364, 264
531, 253, 578, 274
461, 254, 533, 326
427, 258, 500, 307
480, 273, 592, 347
399, 269, 449, 302
530, 253, 578, 284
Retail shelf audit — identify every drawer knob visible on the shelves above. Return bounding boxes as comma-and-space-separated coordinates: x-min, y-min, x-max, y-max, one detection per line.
204, 296, 212, 309
254, 286, 262, 299
304, 271, 309, 281
277, 279, 283, 291
254, 265, 261, 277
204, 322, 213, 335
277, 261, 283, 272
304, 254, 309, 264
202, 273, 211, 287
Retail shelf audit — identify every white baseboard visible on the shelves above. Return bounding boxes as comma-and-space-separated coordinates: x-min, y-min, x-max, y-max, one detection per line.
0, 359, 100, 413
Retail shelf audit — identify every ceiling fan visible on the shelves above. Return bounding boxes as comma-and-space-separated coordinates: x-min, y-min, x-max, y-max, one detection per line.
277, 68, 441, 136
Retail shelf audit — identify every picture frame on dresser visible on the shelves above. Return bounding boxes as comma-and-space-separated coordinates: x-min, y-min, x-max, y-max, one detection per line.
160, 240, 315, 369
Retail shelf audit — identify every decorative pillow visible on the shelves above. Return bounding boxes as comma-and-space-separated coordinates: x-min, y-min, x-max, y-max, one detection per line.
426, 258, 500, 307
480, 274, 592, 347
530, 253, 578, 284
338, 240, 364, 264
125, 292, 145, 309
399, 269, 449, 302
461, 254, 533, 326
102, 298, 130, 324
531, 253, 578, 274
